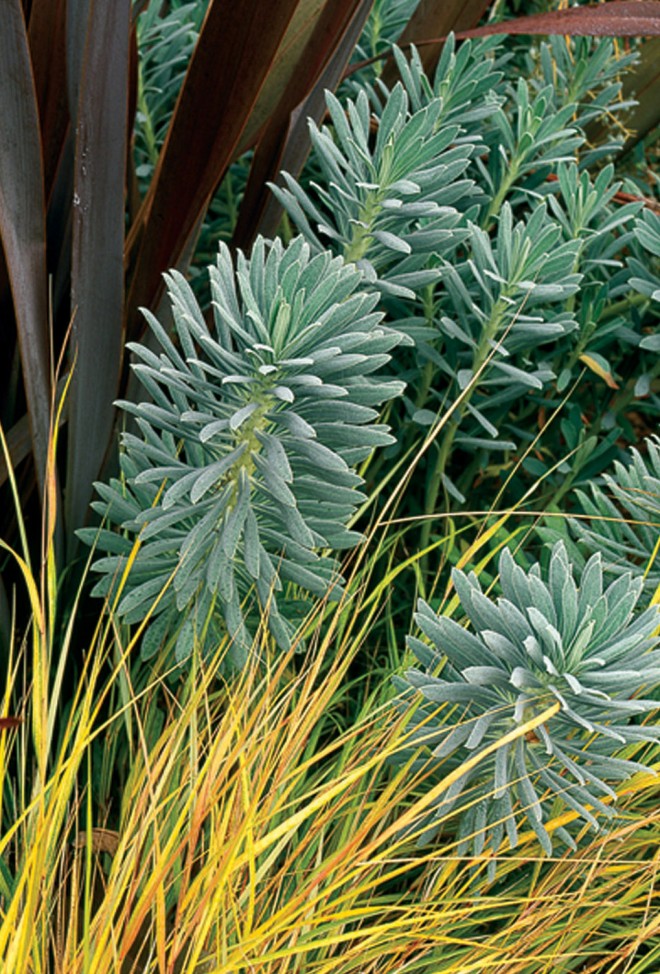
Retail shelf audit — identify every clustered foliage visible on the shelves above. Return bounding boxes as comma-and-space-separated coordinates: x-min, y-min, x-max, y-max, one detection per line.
134, 0, 251, 289
85, 26, 660, 869
275, 35, 658, 510
7, 4, 660, 970
629, 206, 660, 328
398, 543, 660, 868
82, 238, 405, 666
134, 1, 208, 188
541, 434, 660, 596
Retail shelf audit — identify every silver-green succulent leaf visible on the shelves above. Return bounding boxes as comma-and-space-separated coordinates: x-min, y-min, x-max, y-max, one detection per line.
629, 209, 660, 339
397, 542, 660, 869
530, 36, 638, 165
270, 61, 482, 297
80, 237, 407, 667
273, 36, 648, 503
540, 435, 660, 596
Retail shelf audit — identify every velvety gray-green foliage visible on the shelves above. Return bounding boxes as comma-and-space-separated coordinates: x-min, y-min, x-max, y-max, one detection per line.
272, 36, 501, 295
351, 0, 421, 67
629, 207, 660, 336
274, 36, 658, 506
134, 1, 208, 188
134, 0, 250, 295
80, 237, 406, 666
397, 542, 660, 870
540, 434, 660, 596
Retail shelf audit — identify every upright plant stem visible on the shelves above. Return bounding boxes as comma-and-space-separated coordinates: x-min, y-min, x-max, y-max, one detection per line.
419, 296, 508, 552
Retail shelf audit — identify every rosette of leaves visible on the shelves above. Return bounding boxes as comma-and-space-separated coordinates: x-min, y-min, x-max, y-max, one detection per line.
395, 50, 642, 506
479, 36, 636, 216
80, 236, 406, 667
629, 207, 660, 340
542, 163, 642, 391
526, 36, 637, 167
274, 35, 631, 294
540, 435, 660, 597
396, 542, 660, 870
393, 195, 583, 521
270, 53, 485, 298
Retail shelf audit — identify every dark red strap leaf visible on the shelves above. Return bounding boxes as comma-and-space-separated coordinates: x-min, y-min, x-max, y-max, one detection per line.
0, 717, 22, 730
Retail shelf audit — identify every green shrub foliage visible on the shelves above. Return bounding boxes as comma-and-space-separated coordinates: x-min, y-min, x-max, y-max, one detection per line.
81, 238, 406, 666
541, 435, 660, 596
134, 2, 208, 188
81, 28, 660, 869
629, 207, 660, 325
397, 543, 660, 868
274, 36, 658, 511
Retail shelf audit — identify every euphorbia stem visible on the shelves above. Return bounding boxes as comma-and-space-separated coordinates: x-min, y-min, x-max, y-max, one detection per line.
420, 296, 509, 553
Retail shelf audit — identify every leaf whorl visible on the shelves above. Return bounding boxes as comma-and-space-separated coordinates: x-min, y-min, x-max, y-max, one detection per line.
81, 237, 406, 666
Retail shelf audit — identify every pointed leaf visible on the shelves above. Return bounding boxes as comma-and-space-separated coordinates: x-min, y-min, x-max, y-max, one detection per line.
126, 0, 302, 333
65, 0, 131, 540
579, 353, 619, 390
589, 36, 660, 156
234, 0, 373, 247
382, 0, 491, 79
0, 0, 51, 495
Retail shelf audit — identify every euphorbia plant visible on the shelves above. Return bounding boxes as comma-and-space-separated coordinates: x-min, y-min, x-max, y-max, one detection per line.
81, 238, 406, 664
397, 542, 660, 870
